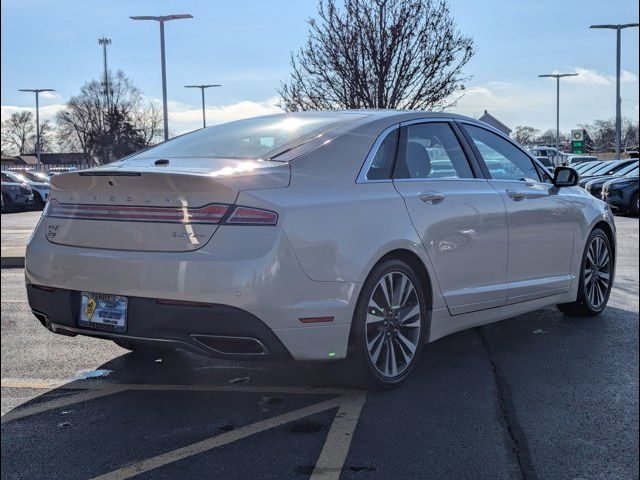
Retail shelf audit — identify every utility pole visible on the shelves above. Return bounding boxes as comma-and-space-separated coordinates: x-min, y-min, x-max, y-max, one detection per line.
590, 23, 639, 158
538, 73, 579, 153
130, 14, 193, 141
184, 84, 221, 128
18, 88, 55, 167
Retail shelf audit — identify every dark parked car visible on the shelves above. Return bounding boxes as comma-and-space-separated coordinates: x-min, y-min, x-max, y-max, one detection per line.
602, 173, 639, 216
1, 172, 34, 212
578, 159, 637, 187
584, 162, 639, 198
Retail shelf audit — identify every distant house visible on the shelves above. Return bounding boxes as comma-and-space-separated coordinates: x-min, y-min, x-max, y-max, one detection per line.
36, 153, 89, 166
1, 155, 19, 167
478, 110, 512, 136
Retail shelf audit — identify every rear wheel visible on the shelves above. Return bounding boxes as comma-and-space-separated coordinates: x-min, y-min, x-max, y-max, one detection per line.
347, 259, 427, 389
2, 193, 13, 213
33, 192, 45, 210
557, 228, 613, 316
629, 192, 639, 216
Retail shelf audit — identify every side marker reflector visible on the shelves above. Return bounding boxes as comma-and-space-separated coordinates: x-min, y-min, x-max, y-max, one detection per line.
299, 316, 334, 324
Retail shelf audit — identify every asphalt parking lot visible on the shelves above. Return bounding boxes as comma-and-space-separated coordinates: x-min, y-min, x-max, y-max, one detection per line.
1, 214, 638, 480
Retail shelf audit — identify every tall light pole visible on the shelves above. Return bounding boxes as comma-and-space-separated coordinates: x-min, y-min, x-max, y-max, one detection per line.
130, 14, 193, 141
184, 84, 221, 128
98, 37, 112, 95
590, 23, 639, 158
18, 88, 55, 167
538, 73, 578, 153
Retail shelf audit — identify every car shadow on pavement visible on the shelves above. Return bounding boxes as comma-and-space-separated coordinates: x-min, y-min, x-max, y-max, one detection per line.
2, 305, 637, 480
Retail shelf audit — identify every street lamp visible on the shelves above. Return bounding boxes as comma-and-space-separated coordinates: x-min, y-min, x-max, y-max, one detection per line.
130, 14, 194, 141
590, 23, 640, 158
18, 88, 55, 167
184, 84, 221, 128
538, 73, 578, 153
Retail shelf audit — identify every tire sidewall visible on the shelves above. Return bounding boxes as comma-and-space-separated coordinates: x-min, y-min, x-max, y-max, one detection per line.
577, 229, 613, 314
351, 259, 428, 388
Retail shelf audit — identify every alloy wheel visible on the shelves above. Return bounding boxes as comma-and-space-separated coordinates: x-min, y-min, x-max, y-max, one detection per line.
365, 271, 422, 378
584, 236, 611, 309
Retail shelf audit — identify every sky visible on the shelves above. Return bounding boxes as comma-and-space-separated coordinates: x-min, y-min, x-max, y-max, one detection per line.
1, 0, 639, 136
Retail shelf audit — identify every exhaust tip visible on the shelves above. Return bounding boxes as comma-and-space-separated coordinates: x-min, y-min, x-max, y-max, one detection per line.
192, 335, 268, 356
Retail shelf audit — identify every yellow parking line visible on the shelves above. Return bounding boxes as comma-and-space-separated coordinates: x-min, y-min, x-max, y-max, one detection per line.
310, 391, 367, 480
1, 386, 127, 424
90, 396, 345, 480
1, 377, 353, 396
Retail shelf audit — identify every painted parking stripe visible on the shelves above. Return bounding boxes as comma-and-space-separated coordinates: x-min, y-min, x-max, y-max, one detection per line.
1, 386, 127, 424
1, 377, 353, 396
310, 391, 367, 480
90, 396, 345, 480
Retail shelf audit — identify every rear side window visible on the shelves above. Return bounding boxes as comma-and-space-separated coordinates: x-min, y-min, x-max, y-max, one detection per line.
365, 129, 398, 180
394, 123, 473, 180
464, 125, 541, 182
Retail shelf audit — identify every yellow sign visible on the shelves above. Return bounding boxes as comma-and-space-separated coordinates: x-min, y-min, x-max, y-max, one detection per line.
85, 297, 97, 320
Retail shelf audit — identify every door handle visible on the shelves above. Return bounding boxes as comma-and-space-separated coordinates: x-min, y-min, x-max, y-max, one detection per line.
506, 190, 526, 201
418, 191, 445, 204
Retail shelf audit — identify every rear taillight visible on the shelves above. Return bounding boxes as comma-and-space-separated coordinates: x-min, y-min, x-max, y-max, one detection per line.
225, 206, 278, 225
45, 199, 229, 224
45, 199, 277, 226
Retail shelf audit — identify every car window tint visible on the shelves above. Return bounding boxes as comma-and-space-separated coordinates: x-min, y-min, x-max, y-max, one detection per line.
464, 125, 540, 182
1, 173, 12, 182
366, 129, 398, 180
394, 123, 473, 180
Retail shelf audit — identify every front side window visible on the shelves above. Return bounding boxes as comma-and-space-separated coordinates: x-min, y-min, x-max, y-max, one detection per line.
464, 124, 540, 182
394, 123, 473, 180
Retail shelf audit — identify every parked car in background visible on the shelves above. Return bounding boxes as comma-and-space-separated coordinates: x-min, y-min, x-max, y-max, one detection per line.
2, 170, 50, 209
578, 159, 637, 187
585, 162, 639, 199
574, 161, 603, 174
1, 171, 34, 212
528, 146, 567, 158
602, 171, 639, 216
535, 156, 554, 172
566, 155, 598, 166
26, 111, 616, 388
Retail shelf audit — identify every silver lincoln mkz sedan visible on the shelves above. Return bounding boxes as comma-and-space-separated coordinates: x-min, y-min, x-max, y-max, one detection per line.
26, 111, 616, 388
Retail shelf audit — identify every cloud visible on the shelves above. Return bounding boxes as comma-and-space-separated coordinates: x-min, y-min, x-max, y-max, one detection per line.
544, 67, 639, 86
1, 103, 66, 123
621, 70, 638, 82
167, 97, 283, 134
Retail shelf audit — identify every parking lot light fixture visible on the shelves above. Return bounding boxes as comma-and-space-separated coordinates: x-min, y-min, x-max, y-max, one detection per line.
130, 14, 194, 141
17, 88, 55, 168
589, 23, 640, 159
184, 84, 222, 128
538, 73, 578, 153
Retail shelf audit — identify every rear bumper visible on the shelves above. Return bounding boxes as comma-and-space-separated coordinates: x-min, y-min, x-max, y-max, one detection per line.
27, 284, 292, 359
25, 224, 359, 360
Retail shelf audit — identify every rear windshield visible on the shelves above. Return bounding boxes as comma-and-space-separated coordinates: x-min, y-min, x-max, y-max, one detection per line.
132, 113, 366, 160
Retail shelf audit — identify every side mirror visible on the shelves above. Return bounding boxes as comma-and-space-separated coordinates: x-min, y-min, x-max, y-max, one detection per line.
553, 167, 579, 187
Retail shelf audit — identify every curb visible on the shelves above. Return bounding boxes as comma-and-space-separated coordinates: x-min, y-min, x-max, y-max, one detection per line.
1, 257, 25, 268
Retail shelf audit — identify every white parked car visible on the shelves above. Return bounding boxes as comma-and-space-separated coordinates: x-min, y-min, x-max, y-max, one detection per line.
26, 111, 616, 388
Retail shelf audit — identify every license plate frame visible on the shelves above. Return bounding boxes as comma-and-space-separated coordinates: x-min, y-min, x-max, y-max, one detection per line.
79, 292, 128, 333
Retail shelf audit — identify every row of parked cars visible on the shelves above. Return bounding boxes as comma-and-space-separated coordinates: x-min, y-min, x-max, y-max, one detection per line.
574, 159, 639, 216
0, 169, 62, 213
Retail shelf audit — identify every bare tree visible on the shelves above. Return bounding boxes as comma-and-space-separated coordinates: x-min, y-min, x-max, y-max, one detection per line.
279, 0, 474, 111
512, 125, 540, 145
1, 111, 35, 155
56, 71, 164, 165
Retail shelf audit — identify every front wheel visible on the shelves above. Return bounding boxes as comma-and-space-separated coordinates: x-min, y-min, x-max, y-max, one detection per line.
347, 259, 427, 389
629, 192, 639, 217
557, 228, 613, 317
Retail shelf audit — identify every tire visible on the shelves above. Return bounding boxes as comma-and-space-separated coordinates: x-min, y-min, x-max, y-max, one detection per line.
2, 193, 13, 213
346, 258, 428, 389
557, 228, 613, 317
113, 339, 175, 356
629, 192, 639, 217
33, 192, 45, 210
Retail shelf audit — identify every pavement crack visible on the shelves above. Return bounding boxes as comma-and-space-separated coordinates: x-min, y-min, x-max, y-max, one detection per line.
476, 327, 539, 480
